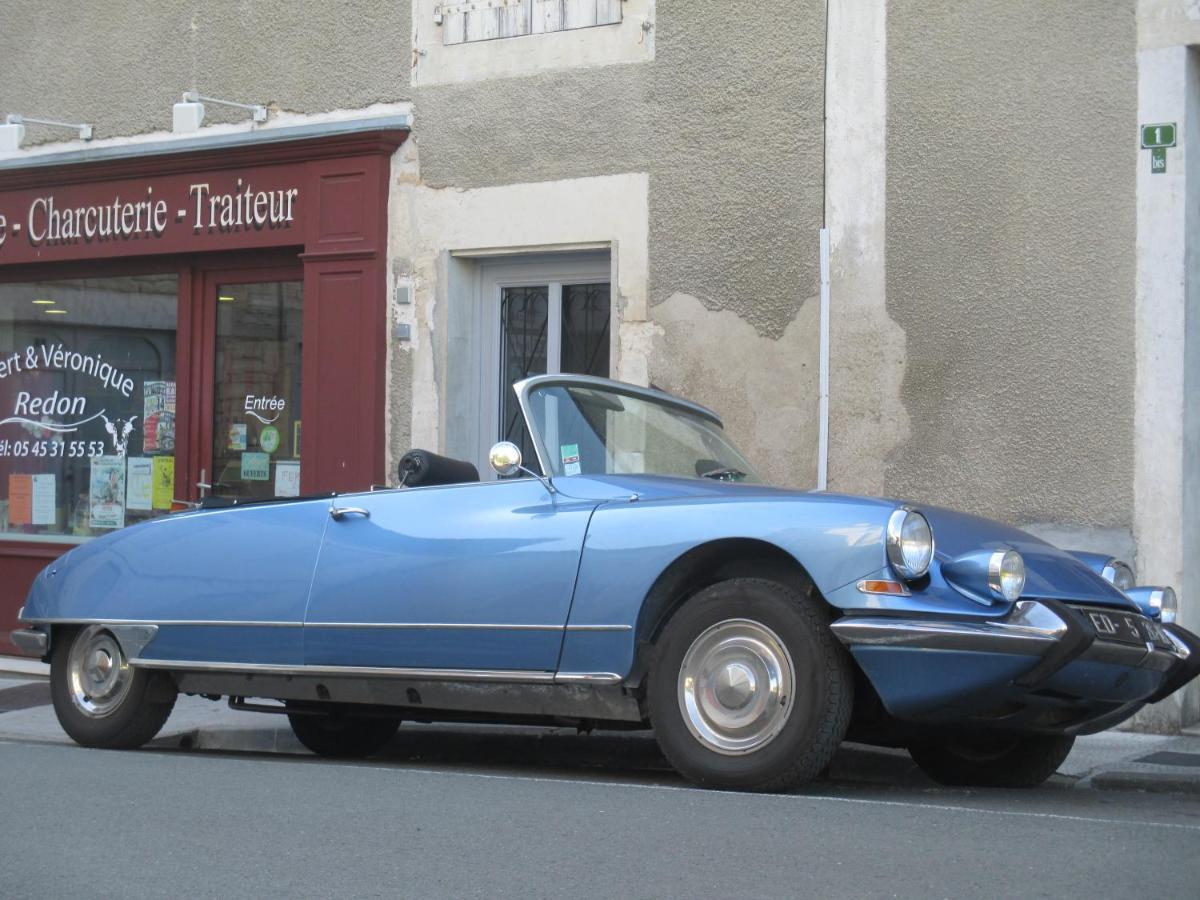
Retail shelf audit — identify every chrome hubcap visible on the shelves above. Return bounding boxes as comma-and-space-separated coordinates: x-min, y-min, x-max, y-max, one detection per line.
678, 618, 795, 755
67, 626, 132, 718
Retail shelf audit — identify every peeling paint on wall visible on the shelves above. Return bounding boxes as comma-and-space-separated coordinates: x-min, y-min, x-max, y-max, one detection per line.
649, 292, 820, 489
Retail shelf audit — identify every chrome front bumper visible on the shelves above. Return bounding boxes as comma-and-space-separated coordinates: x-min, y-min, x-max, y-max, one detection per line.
832, 599, 1198, 700
10, 627, 48, 657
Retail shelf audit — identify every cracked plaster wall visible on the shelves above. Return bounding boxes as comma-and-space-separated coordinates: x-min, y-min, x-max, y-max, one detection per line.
0, 1, 413, 141
5, 1, 829, 489
886, 1, 1138, 532
410, 0, 827, 484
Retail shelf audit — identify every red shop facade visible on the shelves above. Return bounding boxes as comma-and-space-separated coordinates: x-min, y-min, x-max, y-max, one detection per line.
0, 126, 408, 654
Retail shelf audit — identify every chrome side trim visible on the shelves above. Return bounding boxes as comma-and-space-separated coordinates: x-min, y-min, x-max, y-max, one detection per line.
21, 617, 631, 632
23, 617, 304, 628
130, 659, 559, 683
553, 672, 624, 684
306, 622, 562, 631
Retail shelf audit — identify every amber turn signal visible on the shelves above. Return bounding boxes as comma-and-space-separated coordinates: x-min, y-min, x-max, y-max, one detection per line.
856, 579, 911, 596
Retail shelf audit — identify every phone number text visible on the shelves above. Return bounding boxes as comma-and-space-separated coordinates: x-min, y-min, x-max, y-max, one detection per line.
0, 439, 106, 459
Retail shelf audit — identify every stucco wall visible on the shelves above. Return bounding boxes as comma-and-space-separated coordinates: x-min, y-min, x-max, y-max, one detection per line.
0, 0, 412, 141
885, 1, 1138, 529
411, 0, 828, 486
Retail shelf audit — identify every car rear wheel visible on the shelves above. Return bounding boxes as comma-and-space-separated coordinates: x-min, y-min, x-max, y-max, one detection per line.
49, 625, 177, 749
648, 578, 853, 792
908, 734, 1076, 788
286, 703, 401, 758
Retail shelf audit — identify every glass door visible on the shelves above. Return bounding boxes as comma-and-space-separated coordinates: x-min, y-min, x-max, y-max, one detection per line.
207, 278, 303, 502
498, 280, 610, 467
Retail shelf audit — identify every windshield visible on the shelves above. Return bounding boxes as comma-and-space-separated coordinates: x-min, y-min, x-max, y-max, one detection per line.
523, 383, 761, 482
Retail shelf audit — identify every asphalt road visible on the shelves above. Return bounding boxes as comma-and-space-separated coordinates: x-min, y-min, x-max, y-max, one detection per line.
2, 737, 1199, 899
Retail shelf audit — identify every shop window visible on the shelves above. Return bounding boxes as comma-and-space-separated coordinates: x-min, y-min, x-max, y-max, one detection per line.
0, 276, 178, 543
439, 0, 622, 44
210, 281, 303, 502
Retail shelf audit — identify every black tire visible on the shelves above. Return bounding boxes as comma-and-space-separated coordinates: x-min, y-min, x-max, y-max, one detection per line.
287, 703, 401, 758
908, 733, 1076, 788
49, 625, 177, 749
648, 578, 853, 792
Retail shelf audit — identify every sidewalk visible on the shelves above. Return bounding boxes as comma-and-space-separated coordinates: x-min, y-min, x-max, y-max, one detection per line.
4, 661, 1200, 792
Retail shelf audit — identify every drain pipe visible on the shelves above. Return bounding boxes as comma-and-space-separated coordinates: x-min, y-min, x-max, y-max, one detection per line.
817, 226, 830, 491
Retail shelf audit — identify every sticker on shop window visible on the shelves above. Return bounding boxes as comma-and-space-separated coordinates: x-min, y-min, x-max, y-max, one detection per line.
227, 423, 247, 451
560, 443, 581, 477
241, 452, 270, 481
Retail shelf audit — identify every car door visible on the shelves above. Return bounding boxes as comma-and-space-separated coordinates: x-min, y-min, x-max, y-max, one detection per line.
302, 479, 601, 672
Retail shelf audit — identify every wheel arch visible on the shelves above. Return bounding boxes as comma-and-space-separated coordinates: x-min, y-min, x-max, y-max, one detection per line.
632, 538, 825, 667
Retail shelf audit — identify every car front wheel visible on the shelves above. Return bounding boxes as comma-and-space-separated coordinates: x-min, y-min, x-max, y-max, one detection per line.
286, 703, 401, 758
49, 625, 177, 749
908, 734, 1076, 788
648, 578, 853, 792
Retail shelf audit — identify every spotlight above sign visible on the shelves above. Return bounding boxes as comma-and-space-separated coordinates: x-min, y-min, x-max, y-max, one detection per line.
0, 114, 94, 152
173, 91, 269, 135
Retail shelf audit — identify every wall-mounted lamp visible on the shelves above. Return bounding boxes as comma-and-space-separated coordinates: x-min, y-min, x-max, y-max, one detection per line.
173, 91, 268, 134
0, 114, 94, 151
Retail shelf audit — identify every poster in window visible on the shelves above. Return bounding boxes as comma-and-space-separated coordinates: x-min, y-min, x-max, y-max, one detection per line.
126, 458, 153, 511
143, 381, 177, 454
274, 461, 300, 497
7, 475, 32, 526
151, 457, 175, 510
89, 456, 126, 529
31, 474, 56, 526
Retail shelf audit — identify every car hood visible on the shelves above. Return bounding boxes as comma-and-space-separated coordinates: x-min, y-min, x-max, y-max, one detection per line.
916, 505, 1137, 610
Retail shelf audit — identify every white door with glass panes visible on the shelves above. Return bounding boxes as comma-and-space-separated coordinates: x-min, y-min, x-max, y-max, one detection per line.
478, 256, 611, 475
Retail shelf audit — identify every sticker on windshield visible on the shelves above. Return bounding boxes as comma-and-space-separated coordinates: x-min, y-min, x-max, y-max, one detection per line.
560, 443, 581, 477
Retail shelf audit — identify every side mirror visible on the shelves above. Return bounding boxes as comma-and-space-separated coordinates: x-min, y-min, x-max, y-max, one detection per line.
488, 441, 523, 478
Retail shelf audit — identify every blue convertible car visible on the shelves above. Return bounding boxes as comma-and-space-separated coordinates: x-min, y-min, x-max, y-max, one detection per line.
12, 375, 1200, 791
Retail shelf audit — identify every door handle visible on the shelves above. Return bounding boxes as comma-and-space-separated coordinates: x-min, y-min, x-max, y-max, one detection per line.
330, 506, 370, 520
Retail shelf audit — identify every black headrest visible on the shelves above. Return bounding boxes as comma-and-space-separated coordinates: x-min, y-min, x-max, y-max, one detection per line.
399, 449, 480, 488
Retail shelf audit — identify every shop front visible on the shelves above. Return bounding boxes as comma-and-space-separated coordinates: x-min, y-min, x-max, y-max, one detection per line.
0, 125, 407, 654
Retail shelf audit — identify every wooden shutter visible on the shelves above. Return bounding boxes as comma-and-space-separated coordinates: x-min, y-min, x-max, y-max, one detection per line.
441, 0, 621, 45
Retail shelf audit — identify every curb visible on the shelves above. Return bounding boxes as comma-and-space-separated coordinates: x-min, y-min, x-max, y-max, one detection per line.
1085, 770, 1200, 795
0, 657, 49, 678
152, 725, 306, 756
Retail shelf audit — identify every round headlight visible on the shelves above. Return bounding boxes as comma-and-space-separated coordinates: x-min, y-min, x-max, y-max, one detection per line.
886, 509, 934, 580
988, 549, 1025, 601
1151, 587, 1178, 625
1101, 560, 1136, 593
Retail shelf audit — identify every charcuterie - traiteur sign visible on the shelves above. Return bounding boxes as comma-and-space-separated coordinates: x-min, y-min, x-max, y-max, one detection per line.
0, 165, 306, 265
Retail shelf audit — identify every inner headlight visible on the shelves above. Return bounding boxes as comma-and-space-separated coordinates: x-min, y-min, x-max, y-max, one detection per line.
988, 549, 1026, 601
1151, 587, 1178, 625
886, 509, 934, 580
1101, 560, 1136, 593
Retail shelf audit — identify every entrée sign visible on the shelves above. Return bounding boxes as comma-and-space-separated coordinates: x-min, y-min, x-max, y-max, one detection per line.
0, 166, 305, 265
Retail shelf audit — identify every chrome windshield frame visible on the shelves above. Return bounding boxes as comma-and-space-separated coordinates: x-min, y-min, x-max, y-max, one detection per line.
513, 374, 726, 478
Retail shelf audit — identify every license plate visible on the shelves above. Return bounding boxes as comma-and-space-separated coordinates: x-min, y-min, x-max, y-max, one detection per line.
1079, 606, 1163, 648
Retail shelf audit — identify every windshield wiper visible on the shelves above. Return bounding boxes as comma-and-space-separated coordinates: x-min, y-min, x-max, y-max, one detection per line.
699, 467, 747, 482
